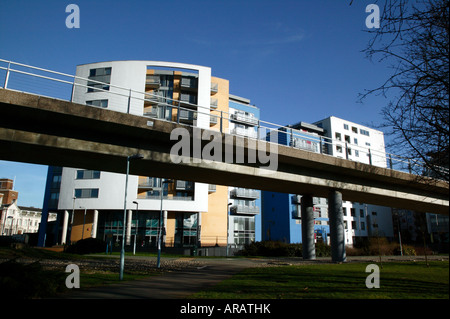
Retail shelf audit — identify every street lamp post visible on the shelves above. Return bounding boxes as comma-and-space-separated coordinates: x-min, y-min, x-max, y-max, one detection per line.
157, 179, 173, 269
227, 203, 232, 257
132, 201, 139, 255
69, 196, 76, 245
80, 206, 87, 240
119, 154, 144, 281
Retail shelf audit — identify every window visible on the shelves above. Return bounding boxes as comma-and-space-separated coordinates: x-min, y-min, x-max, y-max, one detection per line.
86, 99, 108, 108
354, 138, 358, 145
352, 221, 357, 229
344, 135, 351, 143
76, 170, 101, 179
87, 67, 111, 93
360, 129, 370, 136
360, 222, 365, 230
336, 145, 343, 153
350, 208, 356, 217
355, 150, 359, 157
343, 207, 347, 216
335, 132, 341, 141
233, 216, 255, 245
74, 188, 99, 198
344, 124, 349, 130
352, 127, 358, 134
360, 209, 364, 217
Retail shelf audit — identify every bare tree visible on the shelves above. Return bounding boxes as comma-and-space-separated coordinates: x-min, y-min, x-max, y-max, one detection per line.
360, 0, 449, 182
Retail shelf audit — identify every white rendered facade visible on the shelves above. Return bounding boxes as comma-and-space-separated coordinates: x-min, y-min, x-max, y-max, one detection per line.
227, 95, 261, 246
51, 60, 217, 246
314, 116, 394, 244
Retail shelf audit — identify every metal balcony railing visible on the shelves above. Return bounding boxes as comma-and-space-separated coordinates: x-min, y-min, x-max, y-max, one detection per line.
145, 75, 161, 88
231, 188, 260, 199
175, 180, 194, 191
180, 77, 198, 90
231, 127, 258, 138
231, 205, 260, 215
230, 113, 258, 126
210, 82, 218, 93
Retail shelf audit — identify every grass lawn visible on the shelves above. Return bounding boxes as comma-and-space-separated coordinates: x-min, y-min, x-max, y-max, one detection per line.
192, 261, 449, 299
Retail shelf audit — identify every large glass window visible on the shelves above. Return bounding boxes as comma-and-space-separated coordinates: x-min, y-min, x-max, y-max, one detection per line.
233, 216, 255, 245
74, 188, 99, 198
86, 99, 108, 108
175, 213, 198, 247
76, 170, 101, 179
87, 67, 111, 92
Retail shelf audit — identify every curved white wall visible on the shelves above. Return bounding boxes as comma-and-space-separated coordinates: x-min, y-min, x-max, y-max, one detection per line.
60, 60, 211, 212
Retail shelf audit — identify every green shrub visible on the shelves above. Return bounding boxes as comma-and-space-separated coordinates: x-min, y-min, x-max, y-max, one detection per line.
239, 241, 331, 257
65, 238, 107, 255
315, 242, 331, 257
402, 245, 417, 256
0, 260, 66, 298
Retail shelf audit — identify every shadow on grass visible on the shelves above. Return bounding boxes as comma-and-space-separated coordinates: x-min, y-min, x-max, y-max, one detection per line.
192, 261, 449, 299
0, 260, 67, 299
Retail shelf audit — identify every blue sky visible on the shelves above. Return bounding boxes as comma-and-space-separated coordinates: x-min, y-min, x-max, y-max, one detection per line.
0, 0, 394, 207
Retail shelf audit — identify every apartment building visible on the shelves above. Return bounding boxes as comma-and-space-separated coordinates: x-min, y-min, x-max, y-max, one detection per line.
38, 60, 261, 252
1, 178, 56, 236
228, 95, 262, 246
0, 178, 18, 205
261, 117, 394, 246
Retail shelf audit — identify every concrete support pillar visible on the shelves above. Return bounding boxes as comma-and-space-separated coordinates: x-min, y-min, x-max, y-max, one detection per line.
126, 209, 132, 245
301, 195, 316, 260
91, 210, 98, 238
328, 190, 347, 262
61, 210, 69, 245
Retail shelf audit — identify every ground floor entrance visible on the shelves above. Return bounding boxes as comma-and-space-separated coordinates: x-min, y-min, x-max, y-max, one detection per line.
58, 209, 201, 250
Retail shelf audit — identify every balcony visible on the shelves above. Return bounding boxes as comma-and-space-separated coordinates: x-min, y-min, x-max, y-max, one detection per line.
138, 177, 160, 189
230, 113, 258, 126
143, 106, 158, 118
292, 206, 301, 219
208, 184, 216, 193
210, 98, 218, 109
137, 194, 194, 201
210, 82, 218, 94
178, 109, 197, 123
145, 75, 161, 89
144, 93, 165, 105
231, 188, 260, 199
210, 114, 218, 125
175, 180, 194, 191
290, 138, 320, 153
180, 77, 198, 91
179, 93, 197, 108
231, 127, 258, 138
291, 195, 301, 204
230, 205, 260, 215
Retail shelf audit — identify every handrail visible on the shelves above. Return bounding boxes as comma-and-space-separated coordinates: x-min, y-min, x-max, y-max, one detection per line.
0, 58, 447, 178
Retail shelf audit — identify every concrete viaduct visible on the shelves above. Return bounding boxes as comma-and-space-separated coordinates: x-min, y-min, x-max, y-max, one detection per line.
0, 89, 448, 261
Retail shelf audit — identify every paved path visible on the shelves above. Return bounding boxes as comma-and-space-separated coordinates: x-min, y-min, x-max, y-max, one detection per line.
60, 257, 255, 299
59, 255, 448, 299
